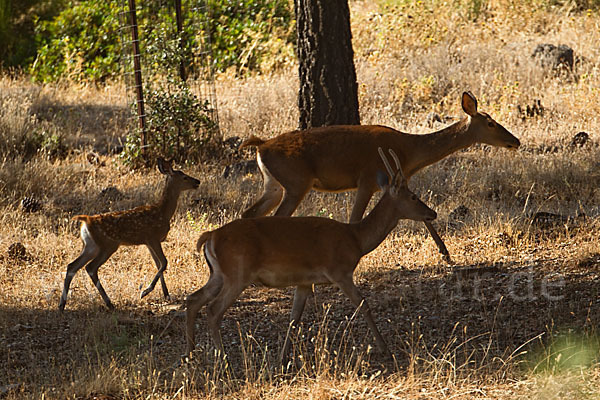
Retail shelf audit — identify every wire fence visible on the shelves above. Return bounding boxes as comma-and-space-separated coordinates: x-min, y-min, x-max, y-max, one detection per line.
117, 0, 220, 152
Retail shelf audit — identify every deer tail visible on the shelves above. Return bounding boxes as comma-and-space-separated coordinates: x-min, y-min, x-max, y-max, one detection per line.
72, 215, 90, 223
196, 231, 213, 253
239, 135, 265, 149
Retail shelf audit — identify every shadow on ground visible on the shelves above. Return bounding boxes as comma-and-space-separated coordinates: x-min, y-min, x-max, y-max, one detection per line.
2, 256, 598, 393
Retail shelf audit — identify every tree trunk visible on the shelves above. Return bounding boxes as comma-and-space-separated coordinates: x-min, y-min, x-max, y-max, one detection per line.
295, 0, 360, 129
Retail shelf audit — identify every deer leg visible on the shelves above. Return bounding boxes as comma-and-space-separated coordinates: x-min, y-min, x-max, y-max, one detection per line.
242, 169, 284, 218
84, 247, 118, 310
274, 184, 311, 217
424, 221, 453, 264
185, 274, 224, 354
281, 285, 312, 365
142, 241, 169, 300
59, 241, 100, 311
336, 276, 392, 359
349, 185, 375, 223
205, 281, 246, 357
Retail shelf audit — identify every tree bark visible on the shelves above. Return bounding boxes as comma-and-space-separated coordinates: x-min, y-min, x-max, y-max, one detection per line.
295, 0, 360, 129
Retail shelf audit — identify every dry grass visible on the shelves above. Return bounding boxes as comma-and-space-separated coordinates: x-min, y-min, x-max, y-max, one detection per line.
1, 1, 600, 398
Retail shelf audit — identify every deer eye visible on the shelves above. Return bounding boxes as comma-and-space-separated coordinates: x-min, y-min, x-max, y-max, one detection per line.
488, 121, 495, 128
411, 194, 417, 201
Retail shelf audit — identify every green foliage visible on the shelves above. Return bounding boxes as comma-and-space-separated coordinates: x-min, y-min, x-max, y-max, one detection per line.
208, 0, 294, 72
186, 210, 218, 232
0, 0, 9, 40
120, 83, 217, 168
27, 0, 293, 83
31, 0, 122, 82
0, 0, 64, 68
525, 332, 600, 374
35, 128, 67, 159
465, 0, 486, 21
140, 10, 191, 81
113, 0, 292, 167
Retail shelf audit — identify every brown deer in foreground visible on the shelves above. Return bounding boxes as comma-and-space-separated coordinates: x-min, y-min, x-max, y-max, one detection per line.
184, 148, 437, 362
59, 158, 200, 311
240, 92, 520, 263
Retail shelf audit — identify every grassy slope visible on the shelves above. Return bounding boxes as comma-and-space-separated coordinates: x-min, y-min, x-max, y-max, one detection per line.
1, 1, 600, 398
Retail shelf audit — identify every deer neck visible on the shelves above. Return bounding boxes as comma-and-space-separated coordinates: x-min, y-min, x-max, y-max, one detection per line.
157, 178, 182, 221
401, 117, 476, 177
352, 192, 401, 256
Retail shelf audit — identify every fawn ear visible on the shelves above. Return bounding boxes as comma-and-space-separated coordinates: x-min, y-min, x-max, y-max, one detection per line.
376, 170, 389, 189
461, 91, 478, 116
157, 158, 173, 175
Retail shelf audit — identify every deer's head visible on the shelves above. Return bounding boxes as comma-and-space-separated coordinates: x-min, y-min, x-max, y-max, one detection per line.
157, 158, 200, 191
377, 148, 437, 222
462, 91, 520, 150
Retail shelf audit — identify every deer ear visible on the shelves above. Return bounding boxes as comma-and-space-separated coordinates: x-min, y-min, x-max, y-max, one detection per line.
390, 167, 408, 194
462, 91, 478, 116
376, 170, 389, 189
157, 158, 172, 175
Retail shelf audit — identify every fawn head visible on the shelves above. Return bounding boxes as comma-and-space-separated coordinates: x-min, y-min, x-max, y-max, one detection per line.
462, 91, 520, 150
377, 148, 437, 222
157, 158, 200, 191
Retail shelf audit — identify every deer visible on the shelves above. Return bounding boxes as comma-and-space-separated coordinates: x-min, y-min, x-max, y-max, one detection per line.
59, 158, 200, 311
239, 92, 520, 263
184, 148, 437, 362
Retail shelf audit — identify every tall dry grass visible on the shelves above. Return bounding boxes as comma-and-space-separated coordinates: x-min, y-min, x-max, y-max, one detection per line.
1, 1, 600, 398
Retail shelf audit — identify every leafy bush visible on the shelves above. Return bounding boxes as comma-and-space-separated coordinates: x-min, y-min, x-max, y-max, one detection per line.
0, 0, 64, 69
32, 0, 122, 82
208, 0, 294, 72
120, 83, 217, 168
29, 0, 294, 83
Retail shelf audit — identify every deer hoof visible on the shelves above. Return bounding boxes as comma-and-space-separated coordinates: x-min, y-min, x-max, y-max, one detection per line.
140, 287, 152, 299
442, 254, 454, 265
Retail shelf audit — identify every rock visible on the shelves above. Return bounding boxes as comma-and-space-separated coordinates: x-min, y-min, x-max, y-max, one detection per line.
222, 159, 258, 179
571, 131, 590, 148
532, 43, 574, 72
7, 242, 27, 261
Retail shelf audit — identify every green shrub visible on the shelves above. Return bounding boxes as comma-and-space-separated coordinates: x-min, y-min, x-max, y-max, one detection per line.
208, 0, 294, 72
0, 0, 64, 69
32, 0, 122, 82
29, 0, 293, 83
120, 83, 217, 168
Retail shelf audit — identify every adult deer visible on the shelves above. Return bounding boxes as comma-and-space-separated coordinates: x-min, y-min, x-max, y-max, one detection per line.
240, 92, 520, 263
184, 148, 437, 361
59, 158, 200, 311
